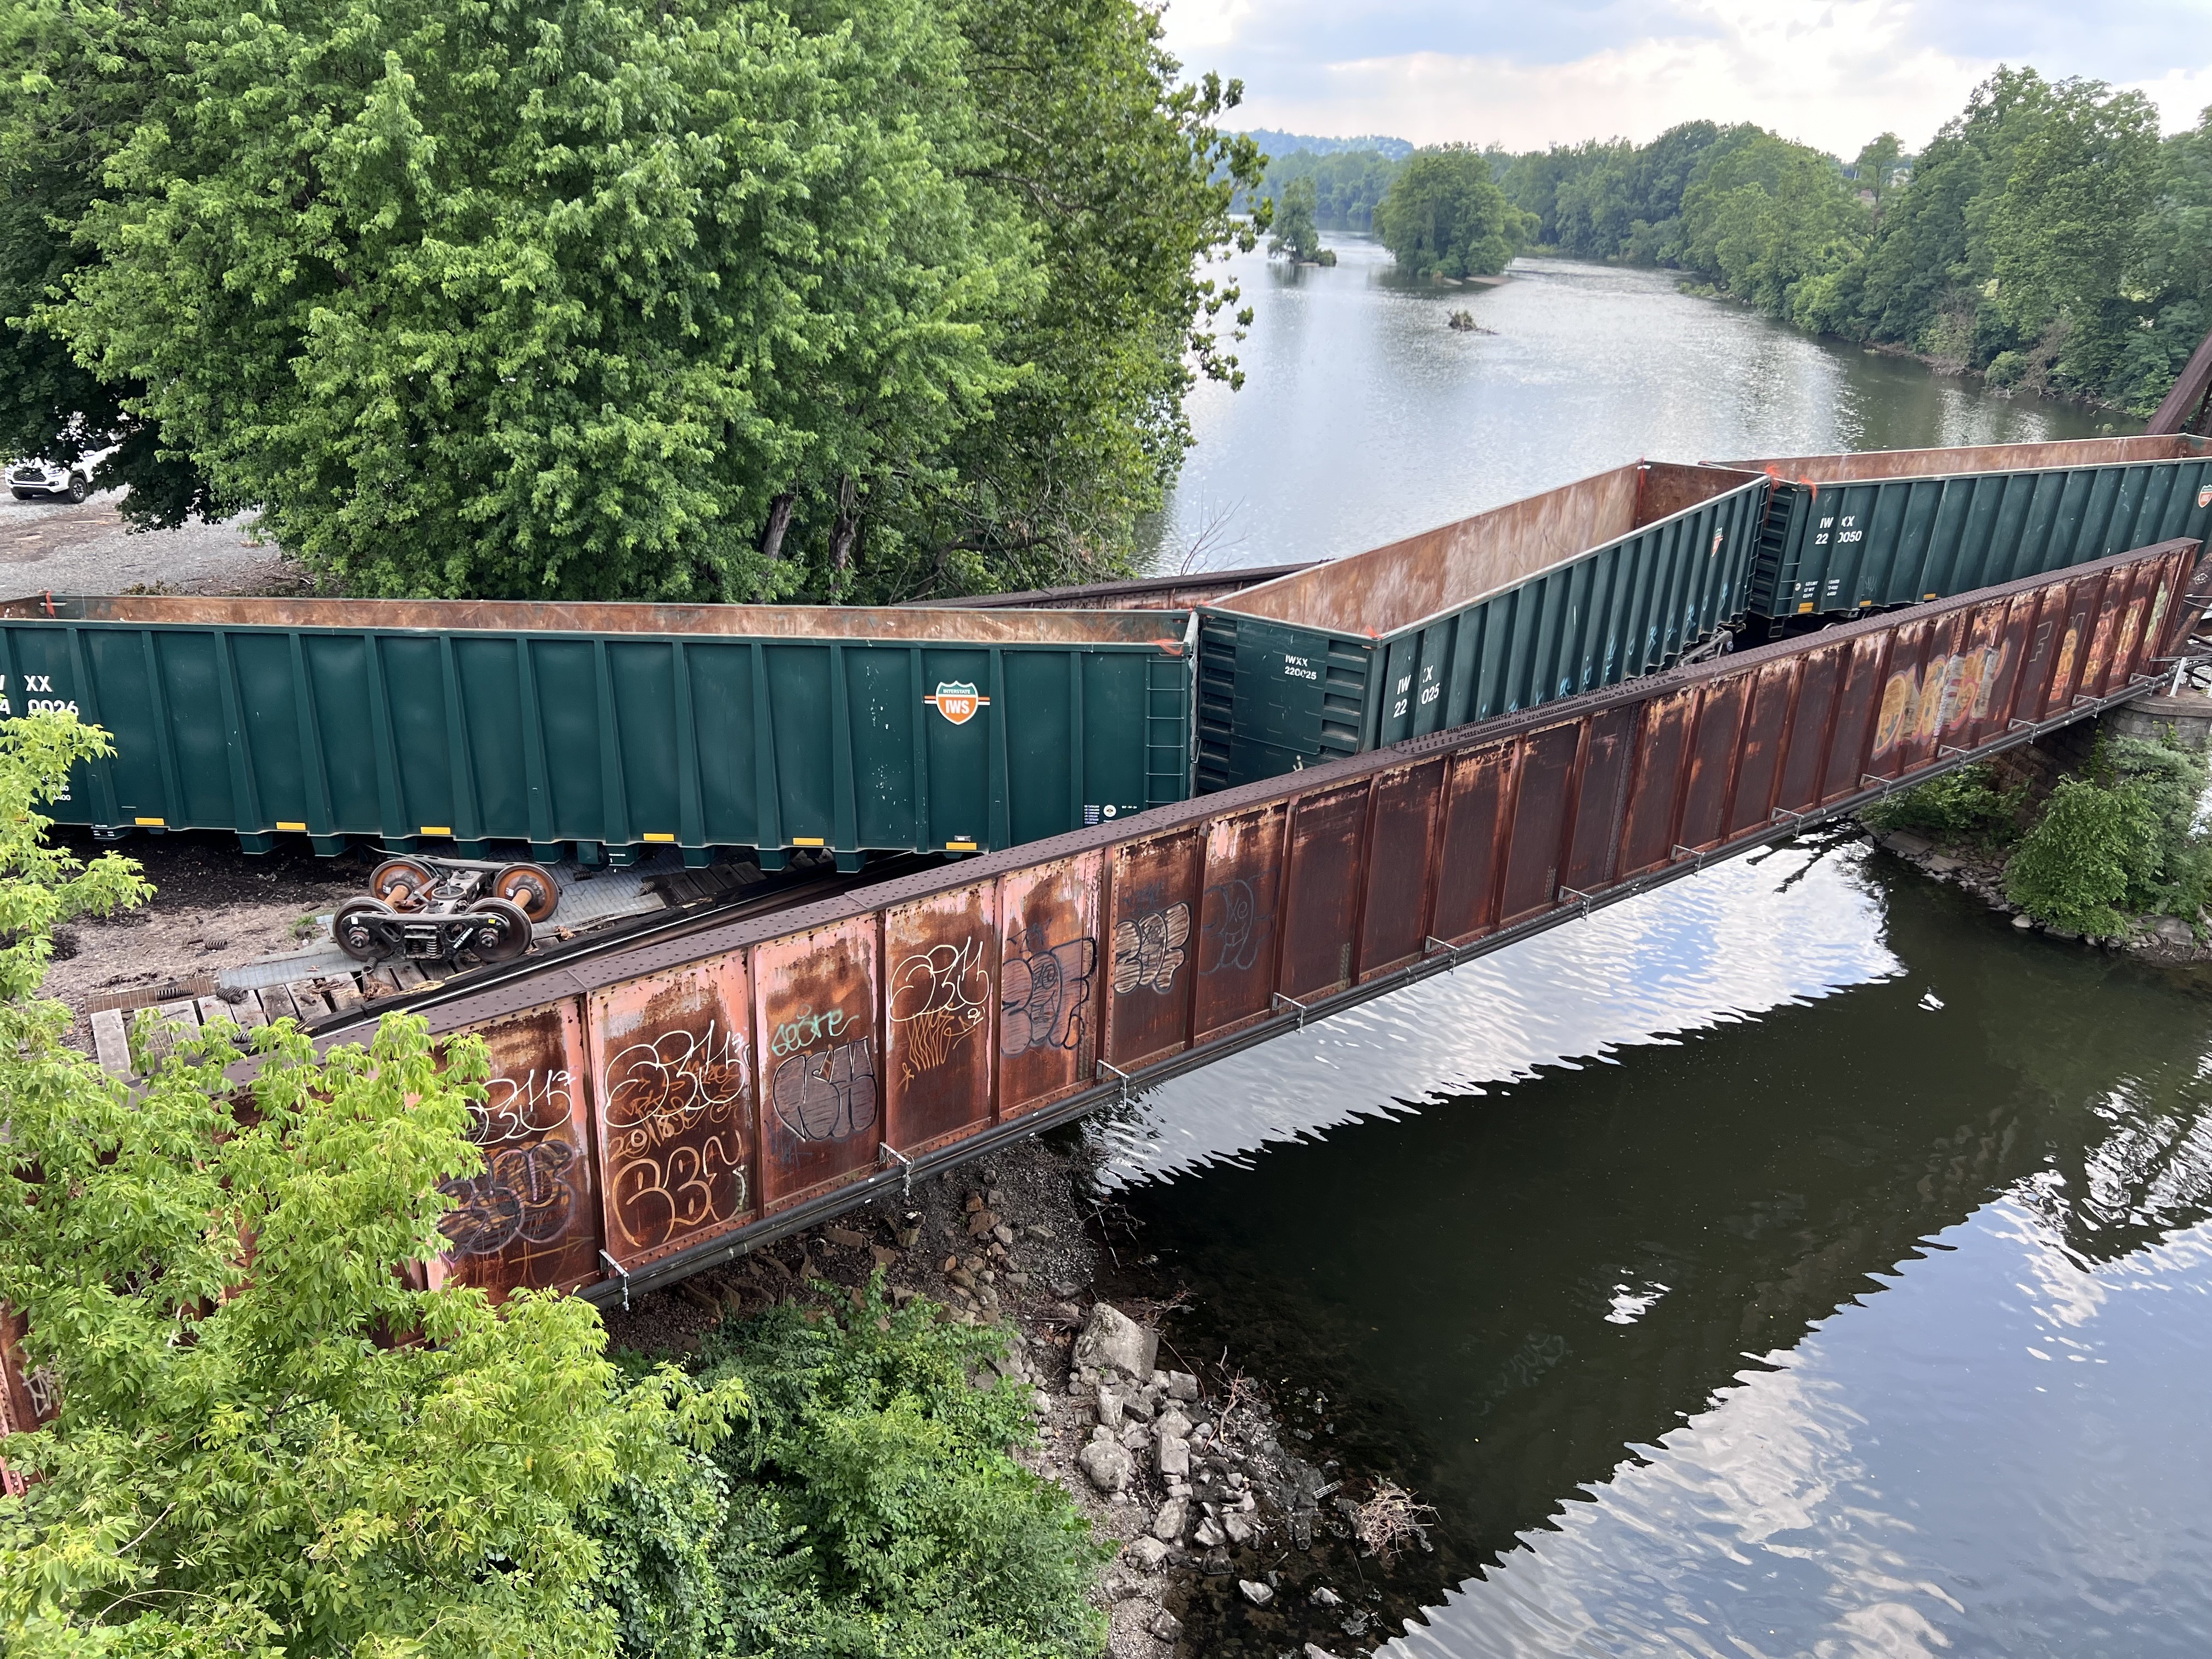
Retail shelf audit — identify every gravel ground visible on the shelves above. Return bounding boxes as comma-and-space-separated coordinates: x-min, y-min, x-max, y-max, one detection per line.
1, 485, 310, 597
43, 828, 373, 1040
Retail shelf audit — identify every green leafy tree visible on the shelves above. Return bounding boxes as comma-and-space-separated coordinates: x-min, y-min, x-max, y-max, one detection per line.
1269, 177, 1322, 260
589, 1279, 1109, 1658
1852, 132, 1905, 228
0, 713, 738, 1658
1677, 128, 1869, 320
887, 0, 1265, 599
1259, 148, 1405, 233
1376, 145, 1532, 279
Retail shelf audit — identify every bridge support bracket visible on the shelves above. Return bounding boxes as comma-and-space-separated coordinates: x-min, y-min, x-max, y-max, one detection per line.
1671, 844, 1708, 868
1095, 1059, 1132, 1103
1556, 885, 1596, 917
1423, 935, 1465, 960
598, 1249, 633, 1313
1937, 744, 1970, 759
877, 1142, 914, 1198
1272, 991, 1314, 1029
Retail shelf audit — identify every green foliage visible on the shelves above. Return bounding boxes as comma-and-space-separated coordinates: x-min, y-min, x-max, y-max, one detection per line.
1376, 145, 1533, 279
0, 710, 741, 1657
1863, 762, 2026, 848
2005, 735, 2212, 934
1257, 148, 1403, 233
589, 1279, 1109, 1658
1269, 177, 1323, 261
3, 0, 1260, 603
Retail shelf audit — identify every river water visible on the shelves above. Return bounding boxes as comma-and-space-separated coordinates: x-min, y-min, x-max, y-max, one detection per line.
1107, 242, 2212, 1656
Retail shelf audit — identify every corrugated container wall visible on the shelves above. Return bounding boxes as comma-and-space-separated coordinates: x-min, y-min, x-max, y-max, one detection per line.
0, 596, 1197, 868
1719, 435, 2212, 624
1194, 461, 1770, 788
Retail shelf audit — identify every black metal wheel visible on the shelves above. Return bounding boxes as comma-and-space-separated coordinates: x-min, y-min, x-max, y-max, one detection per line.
369, 856, 436, 911
492, 861, 559, 922
332, 895, 395, 962
465, 896, 534, 962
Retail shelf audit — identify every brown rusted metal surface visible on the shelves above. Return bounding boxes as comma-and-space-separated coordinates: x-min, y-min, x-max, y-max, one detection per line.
916, 564, 1317, 612
754, 921, 881, 1209
1723, 435, 2209, 484
996, 851, 1104, 1117
0, 591, 1191, 647
1103, 832, 1201, 1070
587, 957, 754, 1272
883, 884, 996, 1154
1213, 463, 1759, 637
370, 538, 2204, 1308
1193, 806, 1287, 1039
430, 1002, 601, 1296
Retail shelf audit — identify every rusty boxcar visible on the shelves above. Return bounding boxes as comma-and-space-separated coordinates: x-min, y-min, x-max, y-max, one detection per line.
0, 595, 1197, 869
1192, 461, 1771, 789
1719, 435, 2212, 627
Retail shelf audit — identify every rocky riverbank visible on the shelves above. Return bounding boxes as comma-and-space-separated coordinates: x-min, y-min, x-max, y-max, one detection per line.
601, 1126, 1449, 1657
1870, 826, 2212, 964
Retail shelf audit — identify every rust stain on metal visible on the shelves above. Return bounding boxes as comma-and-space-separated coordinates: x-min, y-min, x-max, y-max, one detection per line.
1278, 785, 1369, 998
1194, 807, 1288, 1040
587, 958, 754, 1272
1359, 762, 1447, 979
997, 851, 1103, 1118
884, 883, 996, 1154
431, 1002, 601, 1296
754, 921, 880, 1209
1104, 833, 1201, 1069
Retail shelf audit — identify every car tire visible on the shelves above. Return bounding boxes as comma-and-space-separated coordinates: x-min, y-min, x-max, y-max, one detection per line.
64, 473, 89, 504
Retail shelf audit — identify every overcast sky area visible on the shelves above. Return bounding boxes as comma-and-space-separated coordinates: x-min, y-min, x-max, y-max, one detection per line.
1160, 0, 2212, 157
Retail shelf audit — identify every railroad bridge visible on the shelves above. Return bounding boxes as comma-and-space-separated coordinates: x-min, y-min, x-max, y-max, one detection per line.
370, 536, 2205, 1310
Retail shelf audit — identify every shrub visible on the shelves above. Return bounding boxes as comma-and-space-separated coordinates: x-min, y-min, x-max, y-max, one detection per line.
1863, 762, 2026, 847
589, 1279, 1109, 1659
2004, 774, 2160, 934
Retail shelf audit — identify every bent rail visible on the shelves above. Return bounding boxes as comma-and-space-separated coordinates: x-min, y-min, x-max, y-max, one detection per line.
348, 538, 2205, 1310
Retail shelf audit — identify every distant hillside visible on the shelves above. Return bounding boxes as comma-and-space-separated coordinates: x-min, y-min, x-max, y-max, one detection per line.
1243, 129, 1413, 161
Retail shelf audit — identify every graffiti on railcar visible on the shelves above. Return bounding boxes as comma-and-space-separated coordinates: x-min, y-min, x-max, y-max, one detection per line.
1111, 903, 1192, 995
1001, 933, 1096, 1056
1871, 644, 2007, 755
998, 853, 1104, 1113
889, 936, 990, 1082
433, 1002, 600, 1294
1199, 879, 1270, 975
755, 921, 882, 1204
590, 959, 755, 1266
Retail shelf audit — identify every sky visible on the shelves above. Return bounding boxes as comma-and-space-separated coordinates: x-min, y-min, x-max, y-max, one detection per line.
1159, 0, 2212, 158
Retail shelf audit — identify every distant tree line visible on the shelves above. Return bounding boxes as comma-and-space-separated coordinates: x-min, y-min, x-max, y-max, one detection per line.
1251, 148, 1407, 232
0, 0, 1265, 605
1492, 67, 2209, 414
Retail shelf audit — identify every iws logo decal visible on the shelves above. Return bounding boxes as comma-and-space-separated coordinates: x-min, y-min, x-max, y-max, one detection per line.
2198, 485, 2212, 510
925, 681, 990, 725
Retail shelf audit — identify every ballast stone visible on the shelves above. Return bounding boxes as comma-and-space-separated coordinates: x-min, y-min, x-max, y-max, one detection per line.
1074, 1301, 1158, 1379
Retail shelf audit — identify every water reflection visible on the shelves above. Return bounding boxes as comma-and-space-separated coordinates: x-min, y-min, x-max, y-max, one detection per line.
1105, 859, 2212, 1655
1154, 242, 2121, 573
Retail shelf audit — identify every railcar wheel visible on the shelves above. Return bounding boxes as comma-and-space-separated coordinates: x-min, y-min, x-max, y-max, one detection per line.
491, 861, 558, 922
369, 856, 436, 912
332, 896, 395, 962
464, 896, 533, 963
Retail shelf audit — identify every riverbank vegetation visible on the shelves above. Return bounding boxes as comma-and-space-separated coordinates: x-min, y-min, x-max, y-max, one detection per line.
1867, 732, 2212, 938
0, 712, 1106, 1656
1375, 145, 1534, 280
1492, 67, 2207, 416
0, 0, 1263, 605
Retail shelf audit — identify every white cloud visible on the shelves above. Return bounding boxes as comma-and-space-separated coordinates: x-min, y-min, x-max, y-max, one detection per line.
1167, 0, 2212, 154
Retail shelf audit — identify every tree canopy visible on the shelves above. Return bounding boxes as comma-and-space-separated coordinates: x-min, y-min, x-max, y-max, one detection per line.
0, 0, 1262, 603
0, 714, 738, 1658
1375, 144, 1533, 279
1488, 69, 2212, 415
1269, 177, 1322, 260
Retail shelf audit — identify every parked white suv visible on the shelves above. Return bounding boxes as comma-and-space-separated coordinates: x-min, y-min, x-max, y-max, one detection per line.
9, 445, 115, 504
